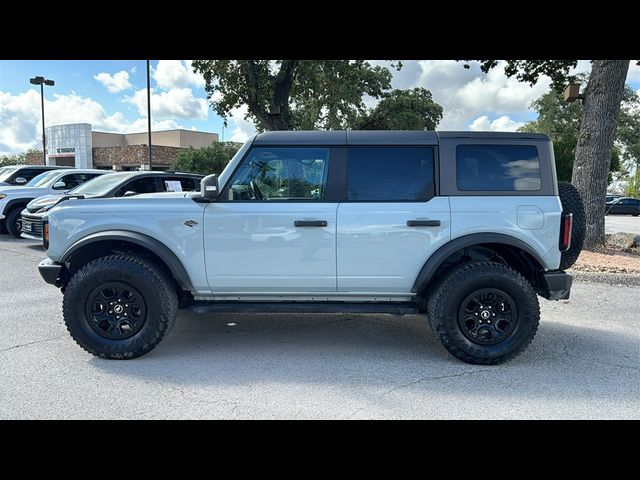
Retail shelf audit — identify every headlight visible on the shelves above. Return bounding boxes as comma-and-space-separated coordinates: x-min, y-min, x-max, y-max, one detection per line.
37, 204, 54, 213
0, 194, 6, 199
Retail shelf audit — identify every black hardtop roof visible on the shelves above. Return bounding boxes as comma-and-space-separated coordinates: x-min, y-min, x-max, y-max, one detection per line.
253, 130, 550, 146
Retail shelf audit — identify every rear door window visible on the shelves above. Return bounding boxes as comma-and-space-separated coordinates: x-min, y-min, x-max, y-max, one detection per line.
161, 176, 201, 192
456, 145, 541, 191
347, 147, 435, 201
114, 177, 159, 197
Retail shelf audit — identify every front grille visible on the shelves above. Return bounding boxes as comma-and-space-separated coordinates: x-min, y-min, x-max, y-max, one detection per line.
21, 213, 44, 238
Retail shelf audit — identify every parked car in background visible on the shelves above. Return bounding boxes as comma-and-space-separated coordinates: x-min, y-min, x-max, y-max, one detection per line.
0, 165, 70, 186
606, 194, 623, 204
0, 169, 108, 237
20, 171, 203, 240
605, 197, 640, 216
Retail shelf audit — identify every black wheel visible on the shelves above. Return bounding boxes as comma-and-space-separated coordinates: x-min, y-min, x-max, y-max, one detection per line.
63, 254, 178, 359
5, 208, 23, 238
427, 262, 540, 365
558, 181, 585, 269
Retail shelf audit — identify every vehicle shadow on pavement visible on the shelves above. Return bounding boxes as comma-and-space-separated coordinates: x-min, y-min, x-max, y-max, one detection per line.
89, 312, 640, 404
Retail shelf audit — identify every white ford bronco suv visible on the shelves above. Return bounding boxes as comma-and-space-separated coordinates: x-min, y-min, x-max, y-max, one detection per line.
38, 131, 585, 364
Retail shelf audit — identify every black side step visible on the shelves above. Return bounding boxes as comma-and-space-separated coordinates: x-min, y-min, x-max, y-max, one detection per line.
189, 301, 419, 315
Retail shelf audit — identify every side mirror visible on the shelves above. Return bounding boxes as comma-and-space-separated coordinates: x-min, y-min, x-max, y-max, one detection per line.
15, 177, 27, 184
52, 181, 66, 190
123, 191, 137, 197
200, 174, 219, 200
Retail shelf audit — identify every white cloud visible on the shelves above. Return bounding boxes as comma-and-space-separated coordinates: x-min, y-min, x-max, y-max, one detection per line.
226, 105, 256, 142
469, 115, 525, 132
125, 87, 208, 120
130, 65, 137, 74
153, 60, 204, 90
94, 71, 133, 93
0, 89, 182, 154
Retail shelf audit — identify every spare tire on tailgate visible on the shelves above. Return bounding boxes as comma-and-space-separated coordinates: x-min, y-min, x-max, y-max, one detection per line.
558, 181, 585, 270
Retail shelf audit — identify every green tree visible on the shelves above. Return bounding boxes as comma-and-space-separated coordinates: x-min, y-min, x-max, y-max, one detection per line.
355, 88, 443, 130
466, 60, 633, 249
192, 60, 400, 131
171, 143, 240, 176
0, 152, 26, 167
519, 79, 636, 183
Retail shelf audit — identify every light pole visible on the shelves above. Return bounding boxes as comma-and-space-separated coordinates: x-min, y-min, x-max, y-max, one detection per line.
146, 60, 152, 170
29, 76, 55, 165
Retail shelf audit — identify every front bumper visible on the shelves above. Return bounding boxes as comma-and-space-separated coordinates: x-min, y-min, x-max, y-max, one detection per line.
38, 258, 63, 285
541, 270, 572, 300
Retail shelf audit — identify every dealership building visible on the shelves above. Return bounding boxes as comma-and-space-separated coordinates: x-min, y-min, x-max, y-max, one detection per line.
27, 123, 218, 170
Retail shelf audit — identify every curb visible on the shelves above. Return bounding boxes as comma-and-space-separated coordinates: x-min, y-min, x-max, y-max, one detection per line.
569, 270, 640, 287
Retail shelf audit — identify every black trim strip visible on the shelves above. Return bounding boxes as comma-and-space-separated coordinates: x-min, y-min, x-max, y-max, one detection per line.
60, 230, 195, 291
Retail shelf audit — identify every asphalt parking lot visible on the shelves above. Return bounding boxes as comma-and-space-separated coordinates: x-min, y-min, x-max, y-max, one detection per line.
606, 214, 640, 235
1, 234, 639, 419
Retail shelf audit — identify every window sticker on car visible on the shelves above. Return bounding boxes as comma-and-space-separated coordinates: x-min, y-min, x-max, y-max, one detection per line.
165, 180, 183, 192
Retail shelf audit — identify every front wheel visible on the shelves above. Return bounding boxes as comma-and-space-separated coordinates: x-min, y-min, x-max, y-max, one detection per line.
5, 208, 23, 238
427, 262, 540, 365
63, 254, 178, 359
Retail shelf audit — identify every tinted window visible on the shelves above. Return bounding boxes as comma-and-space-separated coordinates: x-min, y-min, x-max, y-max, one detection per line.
17, 169, 44, 182
114, 177, 158, 197
228, 147, 329, 201
347, 147, 434, 201
161, 176, 201, 192
456, 145, 541, 191
59, 173, 102, 189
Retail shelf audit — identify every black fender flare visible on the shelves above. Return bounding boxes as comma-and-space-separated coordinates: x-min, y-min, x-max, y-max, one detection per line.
411, 233, 546, 294
2, 198, 35, 216
60, 230, 195, 291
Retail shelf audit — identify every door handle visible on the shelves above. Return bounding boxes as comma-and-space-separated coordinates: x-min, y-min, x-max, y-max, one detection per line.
407, 219, 441, 227
294, 220, 328, 227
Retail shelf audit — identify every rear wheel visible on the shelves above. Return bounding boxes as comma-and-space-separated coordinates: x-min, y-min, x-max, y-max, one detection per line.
5, 208, 23, 238
63, 254, 178, 359
427, 262, 540, 365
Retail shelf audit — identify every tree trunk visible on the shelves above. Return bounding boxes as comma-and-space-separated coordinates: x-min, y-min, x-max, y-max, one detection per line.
572, 60, 629, 250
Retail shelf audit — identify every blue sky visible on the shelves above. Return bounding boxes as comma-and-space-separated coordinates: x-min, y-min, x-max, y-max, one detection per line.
1, 60, 639, 155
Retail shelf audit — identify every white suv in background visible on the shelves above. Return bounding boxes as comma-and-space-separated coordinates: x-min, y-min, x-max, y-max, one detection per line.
0, 168, 108, 237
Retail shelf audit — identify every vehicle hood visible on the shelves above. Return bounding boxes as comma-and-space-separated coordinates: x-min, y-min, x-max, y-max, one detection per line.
0, 186, 49, 197
0, 181, 11, 186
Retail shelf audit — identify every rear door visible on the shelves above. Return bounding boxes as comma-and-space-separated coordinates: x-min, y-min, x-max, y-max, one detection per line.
337, 146, 450, 293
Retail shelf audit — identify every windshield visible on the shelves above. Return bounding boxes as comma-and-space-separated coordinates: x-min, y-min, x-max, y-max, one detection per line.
0, 166, 19, 182
217, 137, 254, 189
68, 172, 132, 197
26, 170, 63, 187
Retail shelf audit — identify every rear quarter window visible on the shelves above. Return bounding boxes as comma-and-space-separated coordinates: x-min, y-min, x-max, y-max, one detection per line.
456, 145, 541, 192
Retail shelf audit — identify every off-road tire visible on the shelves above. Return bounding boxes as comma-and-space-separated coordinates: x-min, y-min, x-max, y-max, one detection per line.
6, 208, 23, 238
63, 254, 178, 359
427, 261, 540, 365
558, 181, 585, 270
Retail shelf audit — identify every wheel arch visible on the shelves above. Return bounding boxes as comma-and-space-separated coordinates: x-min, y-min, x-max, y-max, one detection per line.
412, 233, 547, 296
60, 230, 195, 293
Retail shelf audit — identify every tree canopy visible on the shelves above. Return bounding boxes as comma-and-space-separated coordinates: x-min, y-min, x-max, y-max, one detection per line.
171, 142, 240, 176
518, 76, 640, 183
192, 60, 402, 131
355, 88, 443, 130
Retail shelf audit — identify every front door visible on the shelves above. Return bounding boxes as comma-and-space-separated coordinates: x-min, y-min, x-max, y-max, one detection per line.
204, 146, 337, 294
